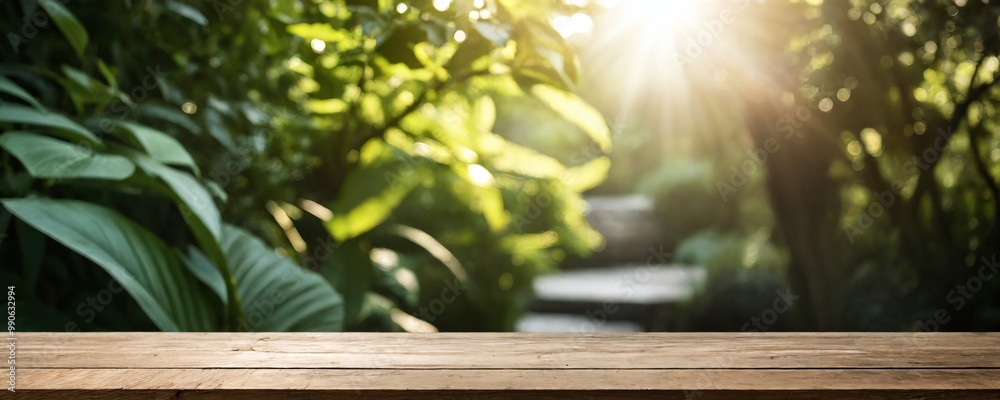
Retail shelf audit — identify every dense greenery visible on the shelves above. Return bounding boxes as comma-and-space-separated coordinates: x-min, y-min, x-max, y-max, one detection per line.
1, 0, 609, 331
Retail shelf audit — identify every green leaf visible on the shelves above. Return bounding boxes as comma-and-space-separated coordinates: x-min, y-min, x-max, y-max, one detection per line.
513, 64, 571, 92
318, 239, 373, 328
112, 121, 200, 176
117, 148, 241, 327
2, 198, 218, 331
306, 98, 349, 114
378, 224, 469, 283
0, 76, 45, 111
287, 23, 357, 50
473, 20, 511, 46
205, 179, 229, 202
96, 59, 118, 88
61, 65, 115, 105
473, 186, 510, 232
420, 21, 448, 47
38, 0, 89, 59
561, 156, 611, 192
326, 161, 420, 241
522, 18, 578, 83
124, 150, 220, 240
165, 1, 208, 26
222, 225, 344, 331
472, 96, 496, 132
0, 131, 135, 180
0, 103, 98, 143
203, 108, 235, 149
446, 29, 492, 76
370, 248, 420, 310
532, 85, 611, 152
180, 246, 228, 306
490, 139, 566, 179
454, 165, 508, 232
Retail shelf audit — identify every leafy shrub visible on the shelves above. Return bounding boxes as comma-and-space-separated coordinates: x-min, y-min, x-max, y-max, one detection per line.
1, 0, 609, 331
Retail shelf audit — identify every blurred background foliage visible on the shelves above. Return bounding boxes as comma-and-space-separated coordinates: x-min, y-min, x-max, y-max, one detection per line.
2, 0, 999, 332
1, 0, 608, 332
576, 0, 1000, 331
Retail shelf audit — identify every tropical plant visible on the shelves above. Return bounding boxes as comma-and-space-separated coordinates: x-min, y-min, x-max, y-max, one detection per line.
0, 74, 344, 331
1, 0, 610, 331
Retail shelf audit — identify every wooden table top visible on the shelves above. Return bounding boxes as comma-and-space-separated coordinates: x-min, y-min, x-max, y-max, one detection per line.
12, 332, 1000, 399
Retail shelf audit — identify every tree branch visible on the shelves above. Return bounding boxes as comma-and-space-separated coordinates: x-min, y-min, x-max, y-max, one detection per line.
848, 129, 936, 278
911, 50, 998, 203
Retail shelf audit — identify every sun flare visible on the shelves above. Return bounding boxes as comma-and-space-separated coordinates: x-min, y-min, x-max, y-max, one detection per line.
612, 0, 704, 31
554, 0, 704, 39
571, 0, 715, 123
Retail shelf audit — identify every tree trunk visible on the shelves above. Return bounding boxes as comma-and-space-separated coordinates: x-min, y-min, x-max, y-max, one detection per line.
740, 85, 844, 331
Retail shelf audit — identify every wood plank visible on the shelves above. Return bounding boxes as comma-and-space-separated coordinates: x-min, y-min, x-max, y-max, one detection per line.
19, 332, 1000, 369
13, 332, 999, 398
10, 390, 1000, 400
19, 368, 1000, 391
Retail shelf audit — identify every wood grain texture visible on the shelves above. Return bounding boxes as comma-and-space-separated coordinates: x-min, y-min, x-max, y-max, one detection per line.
9, 390, 1000, 400
19, 368, 1000, 390
20, 332, 1000, 369
13, 332, 1000, 399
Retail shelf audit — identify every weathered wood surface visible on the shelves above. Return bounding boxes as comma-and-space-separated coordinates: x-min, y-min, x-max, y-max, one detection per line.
13, 332, 1000, 399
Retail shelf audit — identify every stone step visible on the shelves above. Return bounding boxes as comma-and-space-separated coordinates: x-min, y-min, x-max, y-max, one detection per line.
580, 195, 665, 267
525, 265, 706, 330
516, 312, 644, 332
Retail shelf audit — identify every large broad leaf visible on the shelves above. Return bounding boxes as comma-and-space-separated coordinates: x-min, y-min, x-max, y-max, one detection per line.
2, 198, 218, 332
318, 239, 373, 328
531, 85, 611, 152
0, 76, 45, 111
326, 161, 419, 241
0, 103, 98, 143
124, 150, 221, 241
180, 246, 228, 306
116, 147, 241, 327
0, 131, 134, 180
38, 0, 89, 60
222, 225, 344, 332
112, 121, 199, 176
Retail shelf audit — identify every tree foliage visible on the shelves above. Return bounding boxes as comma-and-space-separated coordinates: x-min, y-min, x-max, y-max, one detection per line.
617, 0, 1000, 331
